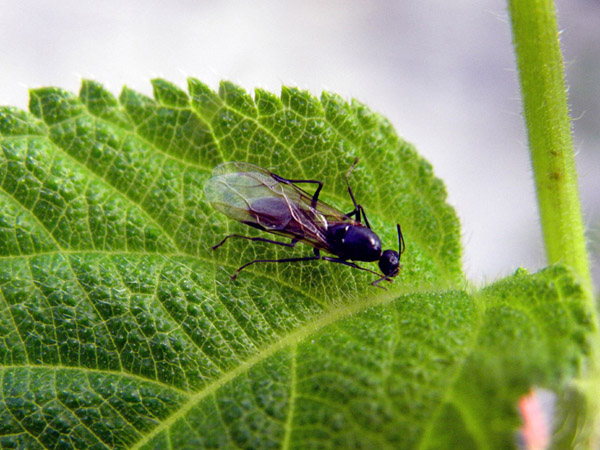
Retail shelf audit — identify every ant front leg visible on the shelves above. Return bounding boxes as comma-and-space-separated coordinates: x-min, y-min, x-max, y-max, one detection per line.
344, 158, 372, 229
321, 256, 390, 288
346, 205, 372, 229
370, 272, 397, 288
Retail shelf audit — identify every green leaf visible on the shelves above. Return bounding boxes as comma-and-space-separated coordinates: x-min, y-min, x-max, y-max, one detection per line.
0, 79, 592, 448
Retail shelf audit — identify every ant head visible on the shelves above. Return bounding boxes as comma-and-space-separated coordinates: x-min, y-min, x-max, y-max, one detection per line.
378, 224, 405, 277
378, 250, 400, 276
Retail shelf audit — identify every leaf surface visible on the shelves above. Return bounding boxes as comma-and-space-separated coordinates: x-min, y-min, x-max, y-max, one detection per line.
0, 80, 592, 449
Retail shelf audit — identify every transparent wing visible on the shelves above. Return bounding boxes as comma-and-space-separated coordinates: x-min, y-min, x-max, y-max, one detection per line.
204, 162, 354, 249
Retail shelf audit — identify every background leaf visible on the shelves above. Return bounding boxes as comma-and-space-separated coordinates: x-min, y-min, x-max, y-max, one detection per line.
0, 80, 592, 448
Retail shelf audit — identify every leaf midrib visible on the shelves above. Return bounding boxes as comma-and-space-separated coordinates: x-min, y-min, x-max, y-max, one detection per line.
129, 286, 407, 450
0, 249, 332, 305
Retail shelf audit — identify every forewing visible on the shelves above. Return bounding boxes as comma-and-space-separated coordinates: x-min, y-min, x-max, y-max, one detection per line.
204, 162, 277, 224
204, 162, 353, 247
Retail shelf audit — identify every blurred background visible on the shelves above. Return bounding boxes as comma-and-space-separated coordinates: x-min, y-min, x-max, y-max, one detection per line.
1, 0, 598, 287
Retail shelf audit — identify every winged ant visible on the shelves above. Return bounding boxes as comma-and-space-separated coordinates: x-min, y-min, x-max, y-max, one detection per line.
204, 159, 405, 287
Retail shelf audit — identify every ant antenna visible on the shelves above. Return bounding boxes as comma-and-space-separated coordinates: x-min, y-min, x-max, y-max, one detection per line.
397, 224, 405, 256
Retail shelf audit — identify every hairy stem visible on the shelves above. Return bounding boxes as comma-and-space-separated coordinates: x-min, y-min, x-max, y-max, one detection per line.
508, 1, 598, 447
508, 0, 592, 297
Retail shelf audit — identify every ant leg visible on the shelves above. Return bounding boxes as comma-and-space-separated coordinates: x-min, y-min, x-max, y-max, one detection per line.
371, 275, 390, 288
370, 269, 400, 288
212, 235, 297, 250
357, 205, 372, 229
345, 158, 360, 216
272, 173, 323, 209
343, 158, 372, 229
321, 256, 391, 281
345, 204, 371, 227
231, 252, 320, 280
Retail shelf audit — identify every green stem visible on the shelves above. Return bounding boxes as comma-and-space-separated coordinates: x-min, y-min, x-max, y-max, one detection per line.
508, 1, 598, 448
507, 0, 593, 298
